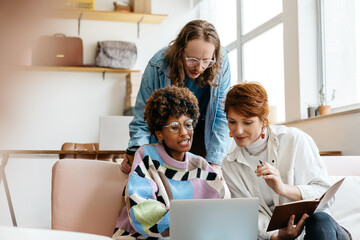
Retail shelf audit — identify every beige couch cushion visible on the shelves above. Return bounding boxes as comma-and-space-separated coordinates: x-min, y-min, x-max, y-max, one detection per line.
329, 176, 360, 240
51, 159, 128, 237
323, 156, 360, 239
323, 156, 360, 176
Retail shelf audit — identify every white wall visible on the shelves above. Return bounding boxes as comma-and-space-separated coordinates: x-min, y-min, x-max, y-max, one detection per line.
0, 0, 200, 228
1, 0, 199, 150
284, 110, 360, 155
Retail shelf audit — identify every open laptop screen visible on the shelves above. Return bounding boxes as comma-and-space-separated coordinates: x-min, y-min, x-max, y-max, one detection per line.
170, 198, 258, 240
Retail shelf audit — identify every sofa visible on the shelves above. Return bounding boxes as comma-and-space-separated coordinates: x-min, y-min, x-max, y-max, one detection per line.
51, 159, 128, 237
322, 156, 360, 239
51, 157, 360, 239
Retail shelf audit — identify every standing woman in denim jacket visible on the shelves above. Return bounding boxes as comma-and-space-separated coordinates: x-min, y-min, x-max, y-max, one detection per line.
121, 19, 232, 173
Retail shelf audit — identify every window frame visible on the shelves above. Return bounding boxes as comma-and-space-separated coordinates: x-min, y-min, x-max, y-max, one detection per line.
225, 0, 283, 84
317, 0, 360, 114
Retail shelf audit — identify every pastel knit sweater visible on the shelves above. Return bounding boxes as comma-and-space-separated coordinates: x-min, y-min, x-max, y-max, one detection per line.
113, 144, 225, 239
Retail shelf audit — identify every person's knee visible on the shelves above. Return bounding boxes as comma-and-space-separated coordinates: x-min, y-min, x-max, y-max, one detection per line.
305, 212, 335, 240
306, 212, 332, 226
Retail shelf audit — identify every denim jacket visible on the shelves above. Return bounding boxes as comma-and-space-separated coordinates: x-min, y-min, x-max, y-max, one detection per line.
128, 46, 232, 165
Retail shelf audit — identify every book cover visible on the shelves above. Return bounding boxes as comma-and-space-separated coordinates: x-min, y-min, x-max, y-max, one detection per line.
267, 177, 345, 231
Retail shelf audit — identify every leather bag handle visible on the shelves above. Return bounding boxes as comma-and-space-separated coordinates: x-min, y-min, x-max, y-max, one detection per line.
53, 33, 66, 38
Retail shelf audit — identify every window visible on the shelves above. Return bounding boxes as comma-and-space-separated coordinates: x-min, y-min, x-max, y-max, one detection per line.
320, 0, 360, 109
228, 49, 238, 86
200, 0, 284, 122
242, 0, 282, 34
243, 24, 284, 123
199, 0, 237, 47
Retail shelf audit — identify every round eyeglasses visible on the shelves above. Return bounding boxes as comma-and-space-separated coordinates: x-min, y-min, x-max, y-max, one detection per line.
163, 119, 194, 134
184, 54, 216, 69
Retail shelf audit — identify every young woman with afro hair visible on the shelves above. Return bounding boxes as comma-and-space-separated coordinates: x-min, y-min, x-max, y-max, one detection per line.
113, 86, 225, 239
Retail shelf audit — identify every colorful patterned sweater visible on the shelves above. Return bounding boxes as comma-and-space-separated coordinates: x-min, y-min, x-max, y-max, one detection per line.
113, 144, 225, 239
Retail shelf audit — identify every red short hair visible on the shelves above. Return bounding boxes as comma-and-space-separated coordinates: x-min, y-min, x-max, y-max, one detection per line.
224, 82, 269, 127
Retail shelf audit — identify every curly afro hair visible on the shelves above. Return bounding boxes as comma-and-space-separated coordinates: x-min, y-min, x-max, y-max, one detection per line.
144, 86, 200, 137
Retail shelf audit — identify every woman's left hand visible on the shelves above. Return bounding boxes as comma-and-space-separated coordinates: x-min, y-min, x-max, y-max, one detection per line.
271, 214, 308, 240
255, 162, 285, 195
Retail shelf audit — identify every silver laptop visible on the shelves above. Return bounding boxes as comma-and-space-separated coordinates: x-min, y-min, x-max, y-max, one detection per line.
170, 198, 258, 240
98, 115, 133, 150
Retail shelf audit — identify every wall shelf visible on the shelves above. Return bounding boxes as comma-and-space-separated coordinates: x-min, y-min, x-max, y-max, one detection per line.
51, 9, 167, 24
20, 66, 140, 74
20, 66, 140, 80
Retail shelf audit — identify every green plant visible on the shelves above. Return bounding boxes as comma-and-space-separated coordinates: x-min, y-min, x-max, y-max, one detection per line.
319, 84, 335, 105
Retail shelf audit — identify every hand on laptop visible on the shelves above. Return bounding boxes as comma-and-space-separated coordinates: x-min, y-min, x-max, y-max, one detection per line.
120, 156, 131, 174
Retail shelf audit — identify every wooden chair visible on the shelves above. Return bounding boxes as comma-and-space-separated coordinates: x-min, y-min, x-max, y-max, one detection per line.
59, 142, 122, 161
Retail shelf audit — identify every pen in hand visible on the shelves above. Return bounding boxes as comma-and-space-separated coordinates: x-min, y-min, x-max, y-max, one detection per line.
258, 160, 266, 177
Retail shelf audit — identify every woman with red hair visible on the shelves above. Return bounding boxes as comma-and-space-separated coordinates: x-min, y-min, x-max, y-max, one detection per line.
221, 82, 351, 240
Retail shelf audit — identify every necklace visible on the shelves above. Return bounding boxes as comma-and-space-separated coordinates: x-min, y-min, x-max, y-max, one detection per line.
243, 143, 268, 156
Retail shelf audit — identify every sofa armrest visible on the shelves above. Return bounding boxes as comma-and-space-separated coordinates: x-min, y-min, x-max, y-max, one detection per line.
51, 159, 128, 237
329, 176, 360, 239
322, 156, 360, 176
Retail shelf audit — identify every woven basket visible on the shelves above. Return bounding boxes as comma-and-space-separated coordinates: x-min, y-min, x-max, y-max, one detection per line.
60, 0, 94, 10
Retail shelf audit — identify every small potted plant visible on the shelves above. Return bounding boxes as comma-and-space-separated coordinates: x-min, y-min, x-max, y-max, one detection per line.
318, 84, 335, 115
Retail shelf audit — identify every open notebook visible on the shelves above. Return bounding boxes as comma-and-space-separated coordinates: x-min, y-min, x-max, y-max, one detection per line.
267, 177, 345, 231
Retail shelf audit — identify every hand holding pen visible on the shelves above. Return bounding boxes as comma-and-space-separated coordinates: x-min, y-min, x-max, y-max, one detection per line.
255, 160, 266, 176
255, 160, 302, 201
255, 160, 279, 179
255, 160, 286, 195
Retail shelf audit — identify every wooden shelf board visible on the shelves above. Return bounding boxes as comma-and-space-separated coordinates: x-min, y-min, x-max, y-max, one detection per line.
319, 151, 342, 156
51, 9, 167, 24
20, 65, 140, 73
0, 150, 125, 155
